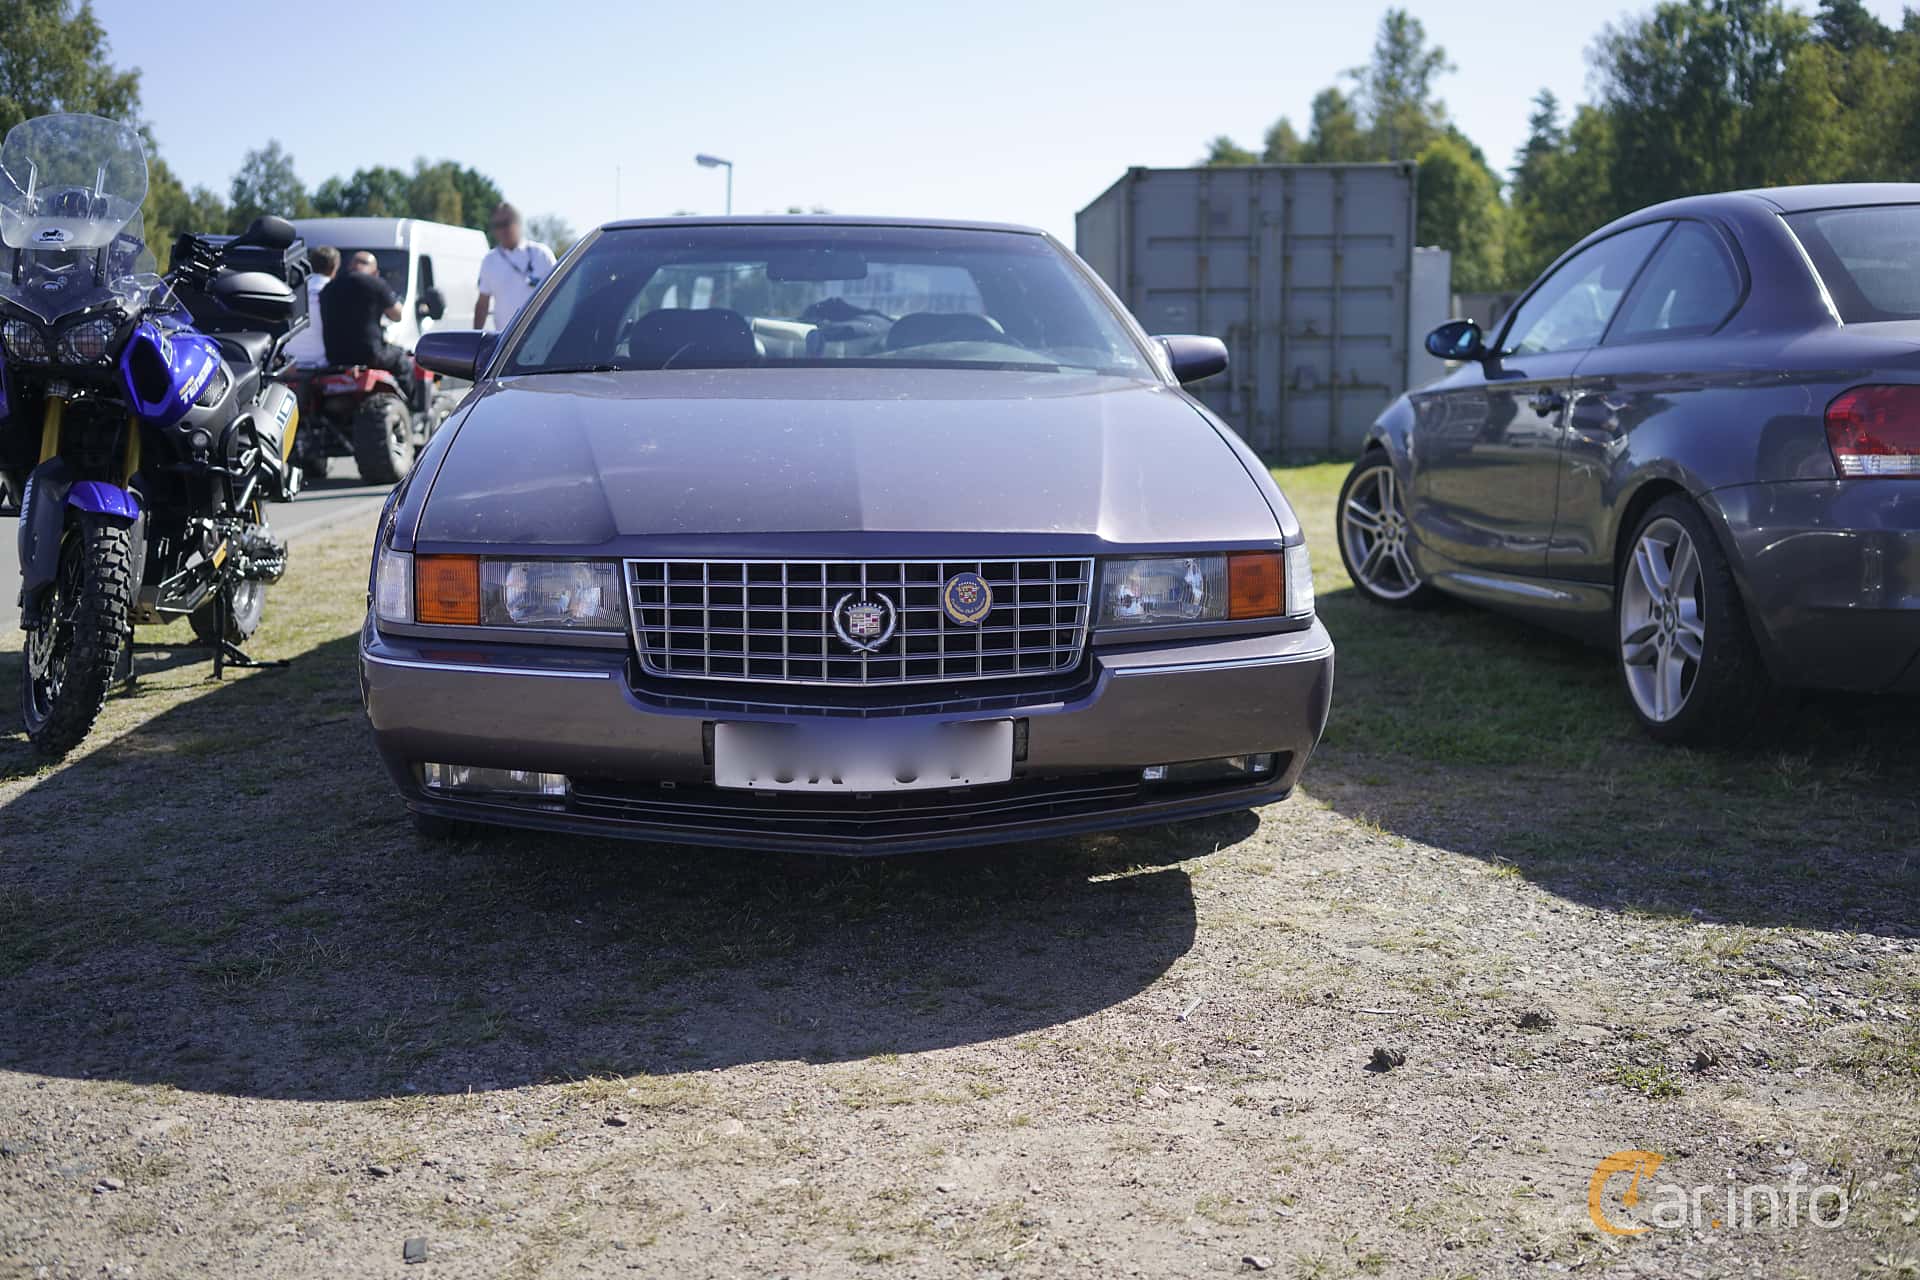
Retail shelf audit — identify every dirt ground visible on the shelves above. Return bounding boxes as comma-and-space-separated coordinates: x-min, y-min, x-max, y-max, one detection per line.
1, 491, 1917, 1279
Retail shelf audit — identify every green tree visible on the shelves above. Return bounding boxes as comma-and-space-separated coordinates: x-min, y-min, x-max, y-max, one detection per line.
1350, 8, 1454, 160
1302, 87, 1368, 162
311, 165, 411, 217
1506, 102, 1620, 283
1814, 0, 1892, 52
141, 154, 225, 267
0, 0, 140, 134
1416, 133, 1503, 290
227, 139, 308, 231
526, 213, 575, 256
1202, 134, 1259, 166
439, 162, 502, 232
406, 158, 463, 225
1594, 0, 1812, 209
1262, 117, 1302, 162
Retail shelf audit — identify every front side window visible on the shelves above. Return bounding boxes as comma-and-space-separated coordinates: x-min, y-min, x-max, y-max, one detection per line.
1608, 221, 1742, 342
503, 225, 1150, 377
1500, 223, 1668, 357
1786, 204, 1920, 321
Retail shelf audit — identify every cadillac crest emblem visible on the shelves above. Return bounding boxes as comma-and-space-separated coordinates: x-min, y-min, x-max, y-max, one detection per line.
832, 592, 897, 653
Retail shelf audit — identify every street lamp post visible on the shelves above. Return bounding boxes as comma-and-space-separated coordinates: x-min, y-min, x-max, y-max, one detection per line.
695, 153, 733, 215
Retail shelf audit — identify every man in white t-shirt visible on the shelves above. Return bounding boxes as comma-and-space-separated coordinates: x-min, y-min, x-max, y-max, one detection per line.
473, 203, 556, 331
285, 244, 338, 367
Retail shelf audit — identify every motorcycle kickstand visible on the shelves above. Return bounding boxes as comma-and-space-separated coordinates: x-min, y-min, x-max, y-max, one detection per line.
211, 638, 288, 678
207, 584, 289, 679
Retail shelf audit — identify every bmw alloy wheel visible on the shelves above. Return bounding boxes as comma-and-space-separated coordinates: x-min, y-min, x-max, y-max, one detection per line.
1618, 516, 1705, 723
1339, 462, 1423, 600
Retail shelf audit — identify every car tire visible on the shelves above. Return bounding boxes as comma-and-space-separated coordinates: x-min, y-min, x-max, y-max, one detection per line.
1615, 495, 1769, 745
1336, 449, 1435, 606
353, 396, 414, 485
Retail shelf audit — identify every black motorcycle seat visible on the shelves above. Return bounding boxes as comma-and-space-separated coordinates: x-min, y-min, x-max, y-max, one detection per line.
216, 332, 273, 370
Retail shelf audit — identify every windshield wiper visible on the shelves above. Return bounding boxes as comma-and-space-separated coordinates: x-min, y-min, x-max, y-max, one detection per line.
517, 363, 625, 376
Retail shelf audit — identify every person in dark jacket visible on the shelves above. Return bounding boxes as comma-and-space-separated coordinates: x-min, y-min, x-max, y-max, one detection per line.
320, 251, 408, 374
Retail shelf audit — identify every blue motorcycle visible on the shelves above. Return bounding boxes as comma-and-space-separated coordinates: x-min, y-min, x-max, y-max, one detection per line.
0, 114, 306, 755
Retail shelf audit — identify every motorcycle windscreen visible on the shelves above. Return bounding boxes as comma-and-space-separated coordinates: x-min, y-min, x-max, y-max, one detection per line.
0, 113, 146, 252
0, 115, 165, 325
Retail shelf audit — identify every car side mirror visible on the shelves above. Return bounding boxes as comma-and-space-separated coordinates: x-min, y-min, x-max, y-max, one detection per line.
417, 286, 447, 322
1154, 334, 1229, 384
415, 328, 493, 380
1425, 318, 1487, 363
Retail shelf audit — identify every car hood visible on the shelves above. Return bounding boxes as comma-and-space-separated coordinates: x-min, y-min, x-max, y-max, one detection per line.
413, 368, 1283, 552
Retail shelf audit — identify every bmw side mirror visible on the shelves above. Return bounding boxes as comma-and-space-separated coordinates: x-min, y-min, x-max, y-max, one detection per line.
416, 328, 493, 381
1155, 334, 1229, 384
417, 286, 447, 322
1425, 318, 1487, 363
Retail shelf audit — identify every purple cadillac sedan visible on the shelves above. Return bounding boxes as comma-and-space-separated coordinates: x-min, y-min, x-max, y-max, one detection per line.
359, 218, 1334, 854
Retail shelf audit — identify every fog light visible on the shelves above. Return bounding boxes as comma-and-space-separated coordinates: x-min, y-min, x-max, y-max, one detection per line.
1142, 754, 1279, 784
421, 763, 567, 797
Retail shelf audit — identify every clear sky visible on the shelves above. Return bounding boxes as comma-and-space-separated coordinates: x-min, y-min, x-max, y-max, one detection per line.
93, 0, 1913, 244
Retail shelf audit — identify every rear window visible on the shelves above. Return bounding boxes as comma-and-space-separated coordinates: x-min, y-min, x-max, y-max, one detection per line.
1786, 205, 1920, 321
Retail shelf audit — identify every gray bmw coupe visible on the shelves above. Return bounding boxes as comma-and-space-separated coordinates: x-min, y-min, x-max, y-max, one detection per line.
1339, 185, 1920, 743
360, 218, 1333, 853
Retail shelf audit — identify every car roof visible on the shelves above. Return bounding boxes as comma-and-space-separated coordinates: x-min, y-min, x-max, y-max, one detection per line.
596, 214, 1049, 236
1617, 183, 1920, 223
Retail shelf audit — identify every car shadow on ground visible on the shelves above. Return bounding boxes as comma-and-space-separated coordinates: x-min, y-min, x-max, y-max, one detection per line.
0, 633, 1234, 1102
1306, 588, 1920, 938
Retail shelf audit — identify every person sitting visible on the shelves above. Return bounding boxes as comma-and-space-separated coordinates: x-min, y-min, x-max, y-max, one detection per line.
284, 245, 337, 369
320, 251, 418, 392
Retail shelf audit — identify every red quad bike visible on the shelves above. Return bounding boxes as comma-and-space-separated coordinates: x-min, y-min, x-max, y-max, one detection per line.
288, 365, 446, 485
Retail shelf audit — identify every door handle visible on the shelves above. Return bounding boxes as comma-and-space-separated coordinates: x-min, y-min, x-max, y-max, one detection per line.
1529, 389, 1566, 417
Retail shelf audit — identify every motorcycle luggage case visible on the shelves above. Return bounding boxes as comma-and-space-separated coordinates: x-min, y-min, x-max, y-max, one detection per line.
222, 238, 310, 289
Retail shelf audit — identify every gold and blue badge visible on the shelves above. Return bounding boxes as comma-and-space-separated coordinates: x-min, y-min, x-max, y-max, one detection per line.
941, 571, 993, 625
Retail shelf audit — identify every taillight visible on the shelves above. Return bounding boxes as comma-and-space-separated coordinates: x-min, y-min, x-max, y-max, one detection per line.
1825, 385, 1920, 476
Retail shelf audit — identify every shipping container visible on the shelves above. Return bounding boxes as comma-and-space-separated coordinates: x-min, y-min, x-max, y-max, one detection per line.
1077, 163, 1440, 458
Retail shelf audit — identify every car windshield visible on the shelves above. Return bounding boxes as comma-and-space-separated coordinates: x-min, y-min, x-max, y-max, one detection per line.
502, 224, 1150, 377
1786, 204, 1920, 321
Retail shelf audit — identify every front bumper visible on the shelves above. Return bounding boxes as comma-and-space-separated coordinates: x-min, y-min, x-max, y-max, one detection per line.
359, 618, 1335, 855
1711, 479, 1920, 691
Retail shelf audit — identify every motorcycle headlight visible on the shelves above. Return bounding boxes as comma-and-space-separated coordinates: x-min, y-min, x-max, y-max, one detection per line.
3, 319, 49, 363
480, 560, 623, 630
57, 316, 117, 364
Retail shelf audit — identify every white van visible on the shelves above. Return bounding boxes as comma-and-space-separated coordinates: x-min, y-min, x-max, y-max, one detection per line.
287, 217, 487, 350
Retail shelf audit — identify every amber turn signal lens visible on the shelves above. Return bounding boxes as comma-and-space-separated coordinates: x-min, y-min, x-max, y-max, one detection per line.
1228, 551, 1284, 619
415, 555, 480, 625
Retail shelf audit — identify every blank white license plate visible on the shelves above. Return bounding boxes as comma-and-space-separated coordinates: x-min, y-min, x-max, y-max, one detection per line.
713, 720, 1014, 793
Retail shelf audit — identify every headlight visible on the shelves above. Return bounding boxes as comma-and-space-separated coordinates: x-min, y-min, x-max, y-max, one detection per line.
480, 560, 623, 629
1099, 549, 1311, 626
1099, 556, 1229, 625
373, 547, 412, 623
56, 316, 116, 364
3, 319, 49, 363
